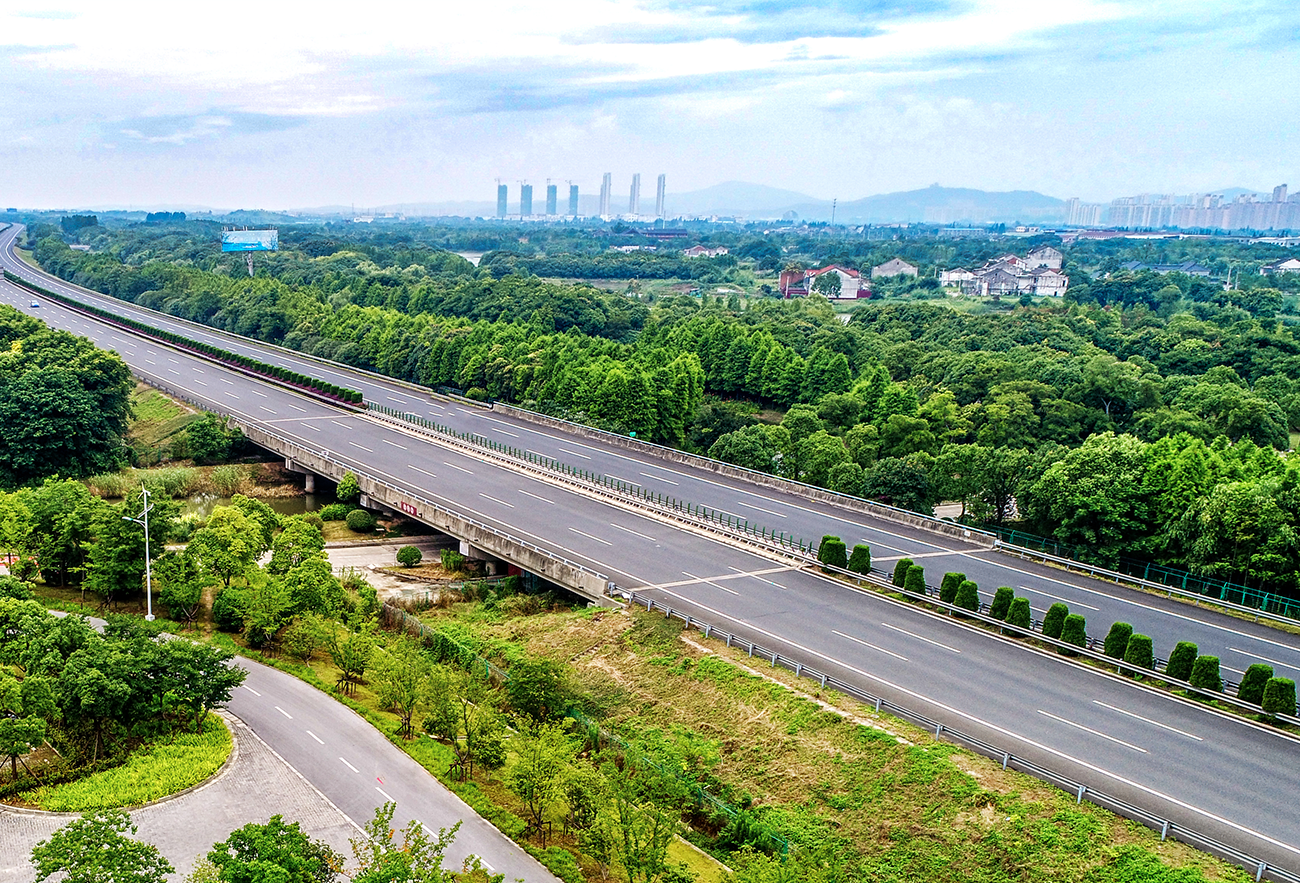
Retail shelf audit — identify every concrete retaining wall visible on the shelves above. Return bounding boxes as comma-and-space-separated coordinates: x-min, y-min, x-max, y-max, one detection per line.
492, 403, 992, 546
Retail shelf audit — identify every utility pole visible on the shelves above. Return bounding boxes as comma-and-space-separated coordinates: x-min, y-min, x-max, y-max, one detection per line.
122, 487, 155, 621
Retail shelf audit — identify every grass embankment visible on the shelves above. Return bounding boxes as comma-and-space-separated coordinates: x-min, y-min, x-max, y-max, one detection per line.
416, 603, 1247, 883
15, 716, 232, 812
219, 600, 1247, 883
127, 384, 203, 454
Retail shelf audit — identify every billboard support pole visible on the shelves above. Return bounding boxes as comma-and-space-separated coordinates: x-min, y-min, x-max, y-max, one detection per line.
246, 253, 255, 277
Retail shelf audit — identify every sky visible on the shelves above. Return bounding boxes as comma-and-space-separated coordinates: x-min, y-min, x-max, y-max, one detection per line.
0, 0, 1295, 210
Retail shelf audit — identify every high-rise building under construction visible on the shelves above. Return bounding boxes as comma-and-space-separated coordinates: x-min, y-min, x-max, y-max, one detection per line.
599, 173, 612, 216
629, 173, 641, 215
496, 184, 508, 219
655, 174, 666, 218
568, 184, 579, 216
545, 183, 557, 216
520, 183, 533, 217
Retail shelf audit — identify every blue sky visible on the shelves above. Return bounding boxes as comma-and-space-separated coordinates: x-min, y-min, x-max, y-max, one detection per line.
0, 1, 1294, 210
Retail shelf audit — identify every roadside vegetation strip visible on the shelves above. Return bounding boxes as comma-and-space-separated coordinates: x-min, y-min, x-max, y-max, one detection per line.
19, 717, 232, 812
2, 269, 364, 406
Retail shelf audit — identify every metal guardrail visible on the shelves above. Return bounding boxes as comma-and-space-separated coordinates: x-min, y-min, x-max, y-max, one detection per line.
616, 588, 1300, 883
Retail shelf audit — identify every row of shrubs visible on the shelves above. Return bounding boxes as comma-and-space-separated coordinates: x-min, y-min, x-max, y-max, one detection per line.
4, 270, 364, 404
816, 535, 1299, 720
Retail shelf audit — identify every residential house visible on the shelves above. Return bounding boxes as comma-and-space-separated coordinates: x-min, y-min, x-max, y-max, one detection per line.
870, 258, 919, 279
939, 268, 976, 288
780, 265, 868, 298
1026, 246, 1064, 270
1118, 261, 1213, 277
683, 245, 729, 258
1261, 257, 1300, 275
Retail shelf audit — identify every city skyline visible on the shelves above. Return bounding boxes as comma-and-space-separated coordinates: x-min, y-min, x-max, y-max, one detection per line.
0, 2, 1294, 209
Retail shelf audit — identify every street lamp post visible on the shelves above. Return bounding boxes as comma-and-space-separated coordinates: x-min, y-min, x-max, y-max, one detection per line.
123, 487, 155, 621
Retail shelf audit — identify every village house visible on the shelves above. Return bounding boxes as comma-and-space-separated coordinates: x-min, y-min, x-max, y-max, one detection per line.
683, 245, 730, 258
779, 264, 868, 299
1026, 245, 1064, 270
947, 249, 1071, 297
870, 257, 919, 279
1261, 257, 1300, 275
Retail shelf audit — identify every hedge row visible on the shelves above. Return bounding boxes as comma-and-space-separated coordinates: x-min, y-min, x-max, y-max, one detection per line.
4, 270, 364, 405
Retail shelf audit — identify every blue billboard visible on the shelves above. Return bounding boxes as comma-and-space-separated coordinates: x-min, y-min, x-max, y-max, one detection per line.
221, 229, 278, 252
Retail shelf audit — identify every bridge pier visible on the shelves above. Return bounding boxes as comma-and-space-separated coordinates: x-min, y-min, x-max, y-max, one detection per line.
459, 540, 504, 576
283, 458, 320, 493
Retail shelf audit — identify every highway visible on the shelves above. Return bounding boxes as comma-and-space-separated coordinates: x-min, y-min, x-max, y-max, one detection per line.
3, 226, 1297, 688
3, 226, 1300, 874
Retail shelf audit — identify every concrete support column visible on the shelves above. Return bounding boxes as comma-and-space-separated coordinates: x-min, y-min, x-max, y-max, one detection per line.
458, 540, 501, 575
303, 473, 316, 493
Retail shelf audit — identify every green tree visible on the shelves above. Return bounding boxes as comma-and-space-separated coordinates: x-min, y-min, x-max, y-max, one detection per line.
372, 637, 430, 739
1102, 622, 1133, 659
1262, 677, 1296, 718
903, 564, 926, 596
954, 580, 980, 613
1123, 634, 1154, 677
846, 544, 871, 575
508, 722, 575, 831
988, 586, 1014, 620
1164, 641, 1198, 681
337, 471, 361, 504
30, 810, 173, 883
186, 414, 236, 465
83, 492, 176, 609
938, 572, 964, 605
1006, 597, 1031, 630
207, 816, 341, 883
0, 714, 45, 779
396, 545, 423, 567
1059, 613, 1087, 655
189, 506, 261, 588
154, 638, 246, 730
329, 622, 376, 695
1188, 655, 1222, 697
812, 272, 842, 298
816, 535, 846, 571
156, 550, 205, 627
891, 558, 913, 587
350, 802, 462, 883
506, 657, 567, 722
1237, 663, 1273, 705
1041, 603, 1069, 639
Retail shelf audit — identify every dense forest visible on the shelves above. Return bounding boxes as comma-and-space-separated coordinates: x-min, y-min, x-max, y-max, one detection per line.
26, 220, 1300, 596
0, 305, 134, 486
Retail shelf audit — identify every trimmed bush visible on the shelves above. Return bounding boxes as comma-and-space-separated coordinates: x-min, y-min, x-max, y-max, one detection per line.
1006, 597, 1032, 631
345, 509, 377, 533
903, 565, 926, 596
396, 545, 422, 567
337, 471, 361, 503
319, 503, 349, 521
846, 544, 871, 575
939, 572, 965, 605
1042, 602, 1069, 639
1188, 655, 1221, 697
1262, 678, 1297, 718
1123, 634, 1154, 676
817, 535, 847, 572
1164, 641, 1198, 681
1238, 663, 1274, 705
440, 549, 466, 573
891, 558, 913, 587
212, 588, 247, 632
1102, 622, 1133, 659
988, 587, 1014, 620
1059, 614, 1087, 655
954, 580, 980, 612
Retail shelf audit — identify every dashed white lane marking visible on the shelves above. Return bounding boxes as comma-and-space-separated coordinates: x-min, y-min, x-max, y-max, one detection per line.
1092, 700, 1203, 741
303, 424, 321, 432
219, 377, 234, 385
243, 686, 262, 696
376, 786, 395, 802
259, 407, 277, 415
557, 447, 592, 460
331, 421, 350, 429
251, 390, 268, 397
193, 379, 206, 385
341, 757, 359, 773
1037, 709, 1146, 753
289, 404, 307, 412
569, 527, 612, 546
480, 494, 514, 508
681, 570, 739, 596
831, 629, 908, 661
382, 439, 407, 450
490, 427, 520, 437
517, 489, 554, 505
386, 396, 408, 404
224, 391, 240, 399
349, 442, 374, 453
642, 472, 678, 485
610, 522, 656, 542
407, 465, 438, 479
880, 621, 961, 653
1018, 585, 1100, 612
1228, 648, 1300, 672
306, 730, 324, 744
443, 461, 475, 474
732, 500, 787, 518
275, 706, 292, 719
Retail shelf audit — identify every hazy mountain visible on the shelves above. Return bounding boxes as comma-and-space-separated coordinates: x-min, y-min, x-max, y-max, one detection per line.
664, 181, 821, 217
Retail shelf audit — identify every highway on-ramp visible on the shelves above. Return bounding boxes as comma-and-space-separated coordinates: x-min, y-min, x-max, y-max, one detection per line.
3, 227, 1300, 874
